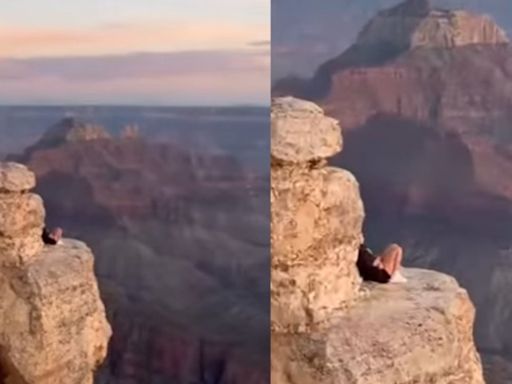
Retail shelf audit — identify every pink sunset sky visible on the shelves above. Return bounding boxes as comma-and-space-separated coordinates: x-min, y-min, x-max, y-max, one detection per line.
0, 0, 269, 105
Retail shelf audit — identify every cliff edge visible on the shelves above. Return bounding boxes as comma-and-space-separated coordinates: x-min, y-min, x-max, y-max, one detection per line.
0, 162, 111, 384
270, 97, 484, 383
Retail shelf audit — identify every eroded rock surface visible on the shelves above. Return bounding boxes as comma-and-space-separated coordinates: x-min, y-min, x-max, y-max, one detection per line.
0, 163, 44, 266
32, 117, 111, 151
0, 163, 35, 192
271, 97, 342, 163
271, 97, 363, 332
272, 269, 484, 384
0, 161, 111, 384
273, 3, 512, 372
271, 97, 484, 384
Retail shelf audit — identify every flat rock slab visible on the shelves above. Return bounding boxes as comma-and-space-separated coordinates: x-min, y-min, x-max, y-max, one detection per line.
0, 162, 36, 193
272, 268, 484, 384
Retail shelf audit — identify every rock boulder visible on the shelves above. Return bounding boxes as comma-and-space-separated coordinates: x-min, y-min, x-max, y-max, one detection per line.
357, 0, 509, 50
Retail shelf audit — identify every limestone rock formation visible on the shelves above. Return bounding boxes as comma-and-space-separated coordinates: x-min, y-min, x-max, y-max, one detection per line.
273, 0, 511, 102
270, 97, 484, 384
120, 124, 140, 139
273, 0, 512, 379
271, 97, 342, 164
271, 97, 364, 332
273, 269, 484, 384
0, 163, 35, 192
0, 163, 44, 266
357, 0, 509, 50
0, 162, 111, 384
36, 117, 111, 149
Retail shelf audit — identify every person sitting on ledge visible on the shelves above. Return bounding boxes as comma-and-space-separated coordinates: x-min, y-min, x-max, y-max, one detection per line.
357, 243, 407, 284
42, 227, 63, 245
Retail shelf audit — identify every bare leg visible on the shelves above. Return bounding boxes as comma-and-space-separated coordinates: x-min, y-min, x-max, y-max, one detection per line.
378, 244, 403, 277
51, 227, 63, 242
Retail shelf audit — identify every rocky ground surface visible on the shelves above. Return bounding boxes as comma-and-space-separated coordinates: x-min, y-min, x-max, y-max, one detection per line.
273, 269, 483, 384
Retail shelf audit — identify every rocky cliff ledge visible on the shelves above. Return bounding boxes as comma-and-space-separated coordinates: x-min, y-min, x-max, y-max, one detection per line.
356, 0, 508, 50
0, 162, 111, 384
271, 97, 364, 332
270, 97, 484, 383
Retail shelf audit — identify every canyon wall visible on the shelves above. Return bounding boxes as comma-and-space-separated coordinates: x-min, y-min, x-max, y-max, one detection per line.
8, 120, 269, 383
357, 0, 508, 50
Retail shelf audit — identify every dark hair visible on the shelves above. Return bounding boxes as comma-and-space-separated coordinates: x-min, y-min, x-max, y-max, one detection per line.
359, 244, 373, 256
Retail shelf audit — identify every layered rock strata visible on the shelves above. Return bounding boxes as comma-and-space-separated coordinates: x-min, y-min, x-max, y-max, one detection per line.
357, 0, 509, 50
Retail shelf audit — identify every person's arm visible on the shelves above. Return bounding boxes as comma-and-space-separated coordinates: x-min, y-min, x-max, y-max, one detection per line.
359, 245, 378, 268
372, 256, 384, 268
361, 245, 384, 269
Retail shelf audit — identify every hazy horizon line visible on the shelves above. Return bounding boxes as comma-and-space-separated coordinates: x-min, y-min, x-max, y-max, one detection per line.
0, 103, 270, 109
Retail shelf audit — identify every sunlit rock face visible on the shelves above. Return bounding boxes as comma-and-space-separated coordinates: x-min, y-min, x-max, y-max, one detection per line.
357, 0, 508, 51
0, 161, 111, 384
271, 97, 364, 332
273, 1, 512, 375
270, 98, 484, 384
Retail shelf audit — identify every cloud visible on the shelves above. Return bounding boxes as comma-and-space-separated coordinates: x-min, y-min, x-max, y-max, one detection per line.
0, 21, 269, 58
0, 50, 270, 105
248, 40, 271, 47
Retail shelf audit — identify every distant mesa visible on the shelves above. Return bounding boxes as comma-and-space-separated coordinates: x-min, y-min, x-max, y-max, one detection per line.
357, 0, 509, 50
273, 0, 511, 101
20, 117, 146, 159
7, 116, 257, 223
381, 0, 432, 18
120, 124, 140, 140
39, 117, 111, 148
